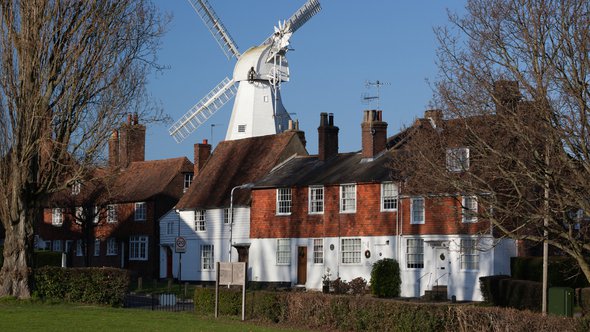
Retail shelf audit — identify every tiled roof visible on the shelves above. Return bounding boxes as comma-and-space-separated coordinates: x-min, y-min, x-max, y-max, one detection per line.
48, 157, 193, 206
176, 131, 307, 210
255, 150, 396, 189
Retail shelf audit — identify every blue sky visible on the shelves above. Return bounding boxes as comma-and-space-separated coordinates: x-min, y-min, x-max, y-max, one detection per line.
146, 0, 466, 161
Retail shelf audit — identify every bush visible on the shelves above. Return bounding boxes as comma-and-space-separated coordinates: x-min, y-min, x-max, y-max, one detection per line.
348, 277, 367, 295
480, 275, 510, 304
370, 258, 401, 298
194, 288, 287, 322
34, 266, 129, 306
33, 250, 62, 268
331, 278, 350, 294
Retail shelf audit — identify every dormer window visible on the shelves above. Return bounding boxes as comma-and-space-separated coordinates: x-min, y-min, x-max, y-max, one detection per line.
183, 173, 193, 193
446, 147, 469, 172
71, 181, 81, 195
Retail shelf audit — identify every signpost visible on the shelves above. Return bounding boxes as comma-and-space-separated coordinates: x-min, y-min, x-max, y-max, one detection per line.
215, 262, 247, 320
175, 236, 186, 253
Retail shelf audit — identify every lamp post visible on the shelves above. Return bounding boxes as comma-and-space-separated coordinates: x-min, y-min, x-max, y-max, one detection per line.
229, 183, 254, 262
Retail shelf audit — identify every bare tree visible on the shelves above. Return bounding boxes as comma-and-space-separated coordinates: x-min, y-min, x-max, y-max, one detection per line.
404, 0, 590, 283
0, 0, 166, 298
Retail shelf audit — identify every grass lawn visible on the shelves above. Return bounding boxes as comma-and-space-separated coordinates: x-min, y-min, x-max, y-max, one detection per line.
0, 301, 308, 332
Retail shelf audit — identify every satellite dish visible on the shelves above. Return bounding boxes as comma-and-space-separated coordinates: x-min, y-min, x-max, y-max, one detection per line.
169, 0, 322, 143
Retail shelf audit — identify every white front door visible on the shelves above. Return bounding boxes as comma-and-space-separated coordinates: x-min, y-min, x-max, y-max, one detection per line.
434, 247, 449, 286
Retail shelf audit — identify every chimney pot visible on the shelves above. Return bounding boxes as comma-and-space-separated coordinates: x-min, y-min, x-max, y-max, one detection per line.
127, 114, 132, 125
133, 112, 139, 125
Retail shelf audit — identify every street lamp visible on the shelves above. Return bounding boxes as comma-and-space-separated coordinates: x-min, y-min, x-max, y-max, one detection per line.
229, 183, 254, 262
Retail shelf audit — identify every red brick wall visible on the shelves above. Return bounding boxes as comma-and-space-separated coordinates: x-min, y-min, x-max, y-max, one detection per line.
251, 183, 397, 238
251, 185, 490, 239
400, 196, 490, 235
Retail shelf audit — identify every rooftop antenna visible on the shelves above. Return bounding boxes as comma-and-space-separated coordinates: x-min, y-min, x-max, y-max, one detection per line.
361, 80, 390, 110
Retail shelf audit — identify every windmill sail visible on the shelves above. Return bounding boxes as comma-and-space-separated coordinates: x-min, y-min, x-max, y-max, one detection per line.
286, 0, 322, 33
188, 0, 240, 59
263, 0, 321, 46
169, 77, 237, 143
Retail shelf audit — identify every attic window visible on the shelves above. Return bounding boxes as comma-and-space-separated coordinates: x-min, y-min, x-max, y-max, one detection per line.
183, 173, 193, 193
446, 147, 470, 172
71, 181, 81, 195
238, 125, 246, 133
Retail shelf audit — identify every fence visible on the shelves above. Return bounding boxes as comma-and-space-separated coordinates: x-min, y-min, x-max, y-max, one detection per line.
124, 292, 194, 312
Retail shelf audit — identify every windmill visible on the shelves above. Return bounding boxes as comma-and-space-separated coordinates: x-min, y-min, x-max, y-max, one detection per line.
169, 0, 322, 143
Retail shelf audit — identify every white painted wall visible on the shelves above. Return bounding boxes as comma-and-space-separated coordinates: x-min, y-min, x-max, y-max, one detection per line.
159, 207, 251, 281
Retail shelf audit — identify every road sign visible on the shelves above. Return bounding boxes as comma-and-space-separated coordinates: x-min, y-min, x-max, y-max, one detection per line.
175, 236, 186, 253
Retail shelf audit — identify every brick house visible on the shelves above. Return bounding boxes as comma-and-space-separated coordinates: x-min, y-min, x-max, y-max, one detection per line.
247, 110, 516, 301
158, 126, 308, 281
37, 115, 193, 279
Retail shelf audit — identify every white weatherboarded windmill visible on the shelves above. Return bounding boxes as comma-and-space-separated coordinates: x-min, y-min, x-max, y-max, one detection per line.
169, 0, 322, 143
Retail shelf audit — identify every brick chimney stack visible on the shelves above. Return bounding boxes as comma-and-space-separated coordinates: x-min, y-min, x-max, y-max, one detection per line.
194, 139, 212, 175
424, 109, 443, 128
493, 80, 521, 114
288, 119, 306, 148
118, 112, 146, 168
318, 112, 339, 161
361, 110, 388, 158
108, 130, 119, 168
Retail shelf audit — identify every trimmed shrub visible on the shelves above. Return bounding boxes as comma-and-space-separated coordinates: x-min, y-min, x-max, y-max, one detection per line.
480, 275, 510, 304
34, 266, 129, 306
370, 258, 401, 298
348, 277, 367, 295
33, 250, 62, 268
501, 278, 542, 311
193, 290, 579, 331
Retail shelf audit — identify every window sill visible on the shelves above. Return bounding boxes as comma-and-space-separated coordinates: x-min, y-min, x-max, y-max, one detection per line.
410, 222, 425, 225
308, 212, 324, 215
276, 213, 292, 216
339, 211, 356, 214
129, 258, 148, 261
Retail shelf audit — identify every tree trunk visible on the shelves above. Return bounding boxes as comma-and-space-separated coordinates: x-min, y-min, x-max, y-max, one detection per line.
0, 209, 35, 298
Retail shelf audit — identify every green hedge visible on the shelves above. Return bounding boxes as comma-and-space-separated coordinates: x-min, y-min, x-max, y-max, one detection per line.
480, 275, 542, 311
35, 266, 129, 306
0, 248, 61, 268
194, 289, 583, 331
511, 257, 589, 289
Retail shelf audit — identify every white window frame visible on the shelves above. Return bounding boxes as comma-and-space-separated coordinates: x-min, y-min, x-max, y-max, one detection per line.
195, 210, 206, 232
462, 196, 478, 223
381, 182, 398, 211
107, 204, 117, 223
94, 239, 100, 257
460, 239, 480, 270
183, 173, 193, 193
134, 202, 147, 221
76, 240, 84, 257
129, 235, 148, 261
74, 206, 84, 224
52, 208, 64, 226
52, 240, 62, 252
341, 238, 361, 264
223, 208, 230, 224
106, 238, 117, 256
71, 181, 81, 196
406, 239, 424, 269
308, 186, 324, 214
313, 238, 324, 264
446, 147, 470, 172
276, 239, 291, 265
93, 206, 99, 224
340, 184, 357, 213
411, 197, 425, 224
201, 244, 214, 270
276, 188, 292, 215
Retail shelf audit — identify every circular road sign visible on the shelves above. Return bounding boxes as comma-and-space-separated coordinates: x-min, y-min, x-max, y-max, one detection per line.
175, 236, 186, 253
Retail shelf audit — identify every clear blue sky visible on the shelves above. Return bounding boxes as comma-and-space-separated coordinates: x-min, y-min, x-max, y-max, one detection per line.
146, 0, 466, 161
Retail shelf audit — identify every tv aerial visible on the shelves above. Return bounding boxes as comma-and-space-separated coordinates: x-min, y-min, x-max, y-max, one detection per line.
361, 80, 390, 110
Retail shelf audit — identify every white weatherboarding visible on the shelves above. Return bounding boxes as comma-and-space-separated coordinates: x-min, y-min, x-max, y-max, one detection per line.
169, 0, 322, 143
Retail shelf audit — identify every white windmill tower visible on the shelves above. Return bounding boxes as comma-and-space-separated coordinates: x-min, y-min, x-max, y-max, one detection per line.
169, 0, 322, 143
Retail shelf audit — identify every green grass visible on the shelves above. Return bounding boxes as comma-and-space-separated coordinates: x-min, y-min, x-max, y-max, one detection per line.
0, 301, 308, 332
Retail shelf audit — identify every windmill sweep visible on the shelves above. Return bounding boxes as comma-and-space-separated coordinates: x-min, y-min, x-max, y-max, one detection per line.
169, 0, 322, 143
